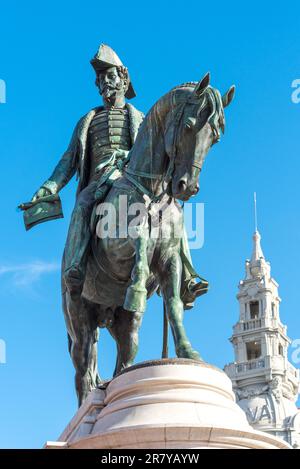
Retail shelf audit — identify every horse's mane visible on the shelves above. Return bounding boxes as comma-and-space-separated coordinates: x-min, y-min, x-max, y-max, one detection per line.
168, 81, 226, 139
170, 81, 198, 91
130, 80, 225, 167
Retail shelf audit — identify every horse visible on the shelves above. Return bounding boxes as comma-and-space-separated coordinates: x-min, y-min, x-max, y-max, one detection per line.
62, 73, 235, 406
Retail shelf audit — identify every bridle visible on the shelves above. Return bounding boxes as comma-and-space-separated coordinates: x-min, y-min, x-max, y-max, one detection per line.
164, 86, 225, 181
124, 86, 224, 204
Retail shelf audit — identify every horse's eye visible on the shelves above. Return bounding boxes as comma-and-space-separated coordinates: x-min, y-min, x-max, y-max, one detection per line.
184, 117, 196, 129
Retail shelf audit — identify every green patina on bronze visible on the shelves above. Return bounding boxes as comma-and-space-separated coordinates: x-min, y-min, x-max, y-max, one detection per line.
19, 193, 63, 231
20, 44, 235, 406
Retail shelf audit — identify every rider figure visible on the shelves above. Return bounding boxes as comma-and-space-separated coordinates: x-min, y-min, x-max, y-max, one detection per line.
32, 44, 206, 307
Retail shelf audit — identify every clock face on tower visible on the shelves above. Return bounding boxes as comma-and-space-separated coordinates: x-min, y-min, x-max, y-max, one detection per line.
247, 285, 259, 298
250, 265, 260, 277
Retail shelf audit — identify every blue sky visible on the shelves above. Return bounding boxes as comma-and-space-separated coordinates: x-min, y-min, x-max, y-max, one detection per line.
0, 0, 300, 448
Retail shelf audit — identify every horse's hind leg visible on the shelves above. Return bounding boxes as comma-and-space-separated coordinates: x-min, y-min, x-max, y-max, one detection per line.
157, 252, 201, 361
63, 289, 100, 406
90, 328, 102, 388
107, 306, 143, 376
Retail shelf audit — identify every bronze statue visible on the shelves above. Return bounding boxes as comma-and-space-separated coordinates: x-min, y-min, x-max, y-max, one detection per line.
21, 44, 234, 406
30, 45, 142, 299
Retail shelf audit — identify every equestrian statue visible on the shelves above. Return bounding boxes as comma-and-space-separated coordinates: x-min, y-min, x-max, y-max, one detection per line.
20, 44, 235, 406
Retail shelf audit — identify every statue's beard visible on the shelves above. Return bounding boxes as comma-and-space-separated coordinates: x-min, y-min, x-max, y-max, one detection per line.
102, 86, 116, 99
101, 82, 123, 101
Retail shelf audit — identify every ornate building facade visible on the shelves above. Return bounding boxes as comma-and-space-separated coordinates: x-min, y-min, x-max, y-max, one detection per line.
224, 230, 300, 448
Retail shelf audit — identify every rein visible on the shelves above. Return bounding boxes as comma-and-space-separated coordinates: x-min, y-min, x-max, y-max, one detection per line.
123, 96, 186, 205
123, 170, 166, 204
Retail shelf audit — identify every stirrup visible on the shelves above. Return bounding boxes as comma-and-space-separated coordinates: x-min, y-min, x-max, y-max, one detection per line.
182, 278, 209, 310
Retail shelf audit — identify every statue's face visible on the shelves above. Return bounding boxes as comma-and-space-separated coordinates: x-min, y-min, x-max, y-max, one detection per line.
97, 66, 125, 101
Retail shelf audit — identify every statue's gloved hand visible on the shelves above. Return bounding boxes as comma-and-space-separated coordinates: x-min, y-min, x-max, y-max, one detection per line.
95, 150, 130, 175
114, 149, 129, 159
31, 180, 59, 202
31, 187, 51, 202
115, 149, 130, 170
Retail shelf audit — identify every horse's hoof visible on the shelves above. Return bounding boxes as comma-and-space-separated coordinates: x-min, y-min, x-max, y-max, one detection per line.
176, 344, 202, 361
124, 285, 147, 312
95, 374, 102, 387
97, 380, 111, 390
189, 350, 202, 361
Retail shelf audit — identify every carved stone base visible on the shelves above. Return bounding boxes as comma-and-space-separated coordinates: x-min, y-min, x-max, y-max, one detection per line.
45, 359, 290, 449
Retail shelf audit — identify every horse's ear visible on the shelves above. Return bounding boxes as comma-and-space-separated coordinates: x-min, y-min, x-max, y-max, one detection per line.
193, 72, 210, 97
222, 85, 235, 107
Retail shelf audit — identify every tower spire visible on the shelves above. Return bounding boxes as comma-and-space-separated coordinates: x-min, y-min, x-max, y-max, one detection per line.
251, 193, 264, 262
254, 192, 258, 232
225, 200, 300, 448
251, 230, 264, 262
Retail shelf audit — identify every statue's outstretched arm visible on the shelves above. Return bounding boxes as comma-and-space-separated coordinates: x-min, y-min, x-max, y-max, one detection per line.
32, 121, 81, 201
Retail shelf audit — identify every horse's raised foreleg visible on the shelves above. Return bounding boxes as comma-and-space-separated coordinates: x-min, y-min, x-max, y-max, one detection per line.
107, 306, 143, 376
158, 253, 202, 361
124, 224, 149, 313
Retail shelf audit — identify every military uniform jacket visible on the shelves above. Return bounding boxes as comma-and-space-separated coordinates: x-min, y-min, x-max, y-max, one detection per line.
47, 103, 144, 196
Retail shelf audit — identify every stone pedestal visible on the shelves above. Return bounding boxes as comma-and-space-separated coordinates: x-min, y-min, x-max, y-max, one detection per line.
45, 359, 290, 449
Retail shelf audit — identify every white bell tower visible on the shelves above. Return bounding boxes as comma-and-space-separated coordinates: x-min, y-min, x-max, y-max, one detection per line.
225, 195, 300, 447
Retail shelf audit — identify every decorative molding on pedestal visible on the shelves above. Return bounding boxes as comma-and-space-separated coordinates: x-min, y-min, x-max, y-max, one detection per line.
45, 359, 290, 449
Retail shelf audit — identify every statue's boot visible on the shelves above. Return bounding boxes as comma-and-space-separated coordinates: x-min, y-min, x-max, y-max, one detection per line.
180, 226, 209, 310
181, 277, 209, 310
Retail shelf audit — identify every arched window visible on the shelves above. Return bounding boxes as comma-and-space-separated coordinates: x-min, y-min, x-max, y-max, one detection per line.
272, 303, 276, 318
250, 301, 259, 319
246, 341, 261, 360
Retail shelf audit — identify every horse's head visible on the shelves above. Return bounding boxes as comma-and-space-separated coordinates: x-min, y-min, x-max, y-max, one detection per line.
165, 74, 235, 201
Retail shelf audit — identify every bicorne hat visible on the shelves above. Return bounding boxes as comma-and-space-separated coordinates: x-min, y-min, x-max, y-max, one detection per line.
90, 43, 136, 100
